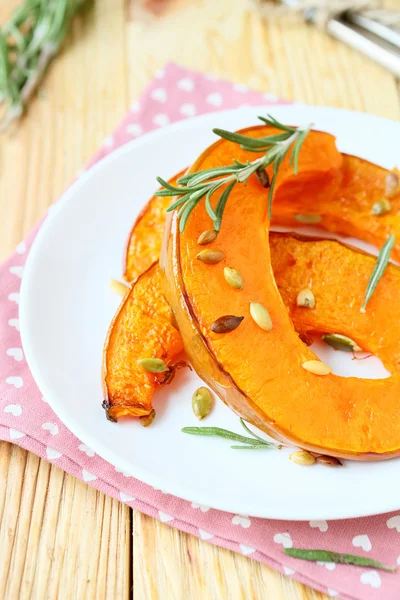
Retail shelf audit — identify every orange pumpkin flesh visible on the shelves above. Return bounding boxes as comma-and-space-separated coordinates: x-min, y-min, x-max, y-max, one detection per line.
272, 155, 400, 261
124, 171, 185, 282
162, 126, 400, 460
102, 263, 183, 421
270, 233, 400, 374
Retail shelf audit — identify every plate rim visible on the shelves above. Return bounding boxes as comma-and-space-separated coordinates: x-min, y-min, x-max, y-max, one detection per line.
20, 103, 400, 520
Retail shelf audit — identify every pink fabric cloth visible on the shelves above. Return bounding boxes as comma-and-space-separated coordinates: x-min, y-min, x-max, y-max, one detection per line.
2, 63, 400, 600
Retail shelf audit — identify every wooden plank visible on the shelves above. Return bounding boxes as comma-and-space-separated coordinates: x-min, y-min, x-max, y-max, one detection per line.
0, 443, 131, 600
133, 512, 328, 600
0, 1, 131, 599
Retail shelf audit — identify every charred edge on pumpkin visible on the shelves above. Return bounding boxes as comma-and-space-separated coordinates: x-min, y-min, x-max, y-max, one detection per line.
101, 261, 162, 422
171, 131, 398, 461
101, 399, 118, 422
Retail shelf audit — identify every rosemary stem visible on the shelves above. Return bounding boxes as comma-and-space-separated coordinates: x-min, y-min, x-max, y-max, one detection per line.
157, 116, 313, 231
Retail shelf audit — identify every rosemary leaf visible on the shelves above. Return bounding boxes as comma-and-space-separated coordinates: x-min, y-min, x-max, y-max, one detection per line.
258, 114, 296, 133
157, 116, 312, 232
167, 193, 192, 212
360, 234, 395, 313
213, 128, 272, 149
187, 165, 241, 187
230, 444, 271, 450
182, 420, 280, 451
214, 180, 237, 230
1, 0, 91, 131
205, 182, 224, 222
284, 548, 396, 573
181, 426, 265, 445
290, 124, 311, 174
239, 418, 277, 445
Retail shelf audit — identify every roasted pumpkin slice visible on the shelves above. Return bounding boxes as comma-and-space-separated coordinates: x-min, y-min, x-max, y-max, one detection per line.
125, 173, 400, 374
272, 155, 400, 261
270, 232, 400, 373
103, 263, 183, 421
162, 126, 400, 460
124, 171, 185, 282
125, 188, 400, 373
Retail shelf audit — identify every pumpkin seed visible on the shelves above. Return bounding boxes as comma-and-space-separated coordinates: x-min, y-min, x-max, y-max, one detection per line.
256, 167, 270, 188
322, 333, 362, 353
250, 302, 272, 331
197, 249, 225, 264
302, 360, 332, 375
294, 214, 322, 224
140, 409, 156, 427
224, 267, 243, 290
211, 315, 244, 333
110, 278, 128, 296
385, 170, 400, 198
315, 454, 343, 467
371, 198, 392, 216
137, 358, 169, 373
299, 332, 314, 346
197, 229, 218, 246
296, 288, 315, 308
290, 450, 315, 466
192, 387, 213, 420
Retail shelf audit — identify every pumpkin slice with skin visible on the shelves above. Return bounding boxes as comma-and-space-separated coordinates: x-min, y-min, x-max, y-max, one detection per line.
272, 155, 400, 261
162, 125, 400, 460
125, 156, 400, 280
124, 171, 185, 282
103, 263, 183, 421
125, 174, 400, 373
270, 232, 400, 374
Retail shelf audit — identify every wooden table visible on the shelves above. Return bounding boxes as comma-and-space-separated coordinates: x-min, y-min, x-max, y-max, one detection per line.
1, 1, 399, 598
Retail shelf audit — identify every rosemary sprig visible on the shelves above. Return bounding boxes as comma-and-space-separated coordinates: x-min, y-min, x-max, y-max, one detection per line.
360, 234, 395, 313
156, 115, 312, 232
182, 418, 282, 450
0, 0, 91, 131
284, 548, 396, 573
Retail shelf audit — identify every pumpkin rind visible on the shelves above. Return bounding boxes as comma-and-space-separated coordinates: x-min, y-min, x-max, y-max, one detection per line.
161, 126, 400, 460
103, 263, 183, 421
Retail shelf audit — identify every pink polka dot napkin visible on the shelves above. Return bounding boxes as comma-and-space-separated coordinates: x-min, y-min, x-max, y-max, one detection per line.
2, 63, 400, 600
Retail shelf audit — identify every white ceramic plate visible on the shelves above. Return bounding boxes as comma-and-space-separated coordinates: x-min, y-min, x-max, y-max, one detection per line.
20, 105, 400, 520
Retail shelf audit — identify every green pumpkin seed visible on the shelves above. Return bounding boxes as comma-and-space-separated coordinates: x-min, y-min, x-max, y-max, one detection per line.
211, 315, 244, 333
192, 387, 213, 420
137, 358, 169, 373
290, 450, 315, 466
197, 229, 218, 245
371, 198, 391, 216
140, 409, 156, 427
322, 333, 362, 353
197, 249, 225, 264
385, 170, 400, 198
296, 288, 315, 308
250, 302, 272, 331
294, 214, 322, 224
224, 267, 243, 290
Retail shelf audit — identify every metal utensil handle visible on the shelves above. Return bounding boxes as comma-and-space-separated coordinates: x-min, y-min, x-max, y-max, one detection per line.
327, 17, 400, 77
347, 11, 400, 48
